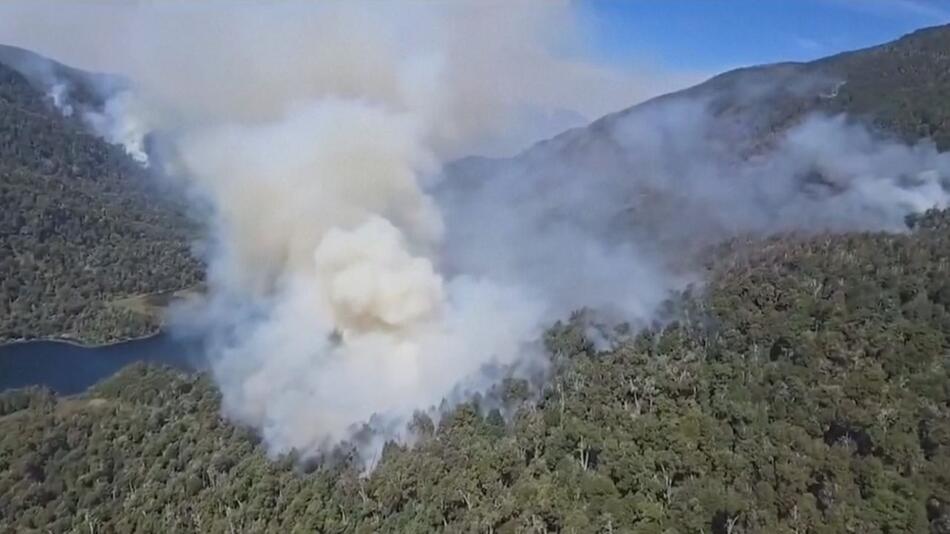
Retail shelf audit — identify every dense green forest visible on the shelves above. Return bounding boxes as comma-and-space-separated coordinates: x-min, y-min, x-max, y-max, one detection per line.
0, 59, 202, 344
2, 209, 948, 533
2, 22, 950, 534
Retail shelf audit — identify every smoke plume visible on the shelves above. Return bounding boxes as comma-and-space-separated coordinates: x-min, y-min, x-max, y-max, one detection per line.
2, 2, 949, 462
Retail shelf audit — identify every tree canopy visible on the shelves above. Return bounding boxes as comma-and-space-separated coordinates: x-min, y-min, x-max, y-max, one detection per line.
2, 210, 948, 533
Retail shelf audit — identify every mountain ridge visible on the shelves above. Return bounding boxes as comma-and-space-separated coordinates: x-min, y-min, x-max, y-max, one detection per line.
449, 22, 950, 176
1, 20, 950, 534
0, 51, 201, 344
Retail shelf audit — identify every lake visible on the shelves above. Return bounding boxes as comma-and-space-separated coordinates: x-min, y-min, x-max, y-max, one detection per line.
0, 333, 204, 395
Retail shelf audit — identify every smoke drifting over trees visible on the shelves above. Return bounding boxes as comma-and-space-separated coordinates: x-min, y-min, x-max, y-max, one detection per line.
3, 2, 949, 463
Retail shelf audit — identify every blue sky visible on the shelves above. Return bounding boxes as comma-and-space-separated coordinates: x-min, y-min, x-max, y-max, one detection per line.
578, 0, 950, 72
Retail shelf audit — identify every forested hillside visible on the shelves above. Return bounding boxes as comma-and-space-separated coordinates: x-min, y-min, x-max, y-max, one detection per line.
2, 209, 948, 533
2, 22, 950, 534
504, 23, 950, 170
0, 54, 202, 344
671, 23, 950, 150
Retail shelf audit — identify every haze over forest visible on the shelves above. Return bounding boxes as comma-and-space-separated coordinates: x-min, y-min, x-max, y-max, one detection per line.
0, 3, 949, 533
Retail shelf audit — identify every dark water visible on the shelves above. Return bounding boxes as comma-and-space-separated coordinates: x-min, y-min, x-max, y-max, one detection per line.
0, 333, 204, 395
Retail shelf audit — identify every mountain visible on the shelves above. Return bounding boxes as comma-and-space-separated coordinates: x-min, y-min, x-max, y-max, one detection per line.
0, 48, 202, 344
561, 22, 950, 156
438, 24, 950, 285
1, 24, 950, 534
4, 25, 949, 345
0, 44, 119, 113
450, 23, 950, 185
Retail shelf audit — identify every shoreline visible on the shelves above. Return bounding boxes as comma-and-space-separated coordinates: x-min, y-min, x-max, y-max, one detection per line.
0, 328, 203, 396
0, 330, 163, 351
0, 285, 205, 351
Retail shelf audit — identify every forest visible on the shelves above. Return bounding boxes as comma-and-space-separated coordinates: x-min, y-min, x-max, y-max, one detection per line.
0, 59, 202, 344
1, 19, 950, 534
1, 209, 948, 533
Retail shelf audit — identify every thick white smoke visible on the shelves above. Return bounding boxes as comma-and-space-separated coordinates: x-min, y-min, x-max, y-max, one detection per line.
3, 2, 949, 463
174, 97, 549, 453
46, 82, 72, 116
83, 91, 151, 166
0, 1, 695, 459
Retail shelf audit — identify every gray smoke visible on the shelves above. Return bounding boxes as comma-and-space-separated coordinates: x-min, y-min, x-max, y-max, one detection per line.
438, 98, 950, 315
82, 91, 151, 166
2, 2, 948, 464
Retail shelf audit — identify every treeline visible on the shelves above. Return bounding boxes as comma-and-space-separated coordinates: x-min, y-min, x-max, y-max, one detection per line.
1, 210, 948, 533
0, 61, 202, 344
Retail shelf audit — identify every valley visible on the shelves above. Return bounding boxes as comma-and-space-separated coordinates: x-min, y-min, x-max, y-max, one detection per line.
0, 13, 948, 534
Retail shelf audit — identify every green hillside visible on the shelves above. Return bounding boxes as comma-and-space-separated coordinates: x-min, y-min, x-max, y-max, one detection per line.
543, 23, 950, 162
2, 209, 948, 533
0, 56, 202, 344
1, 22, 950, 534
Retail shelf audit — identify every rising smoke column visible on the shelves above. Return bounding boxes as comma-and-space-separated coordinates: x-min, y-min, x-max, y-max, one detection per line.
30, 2, 670, 460
175, 97, 549, 455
